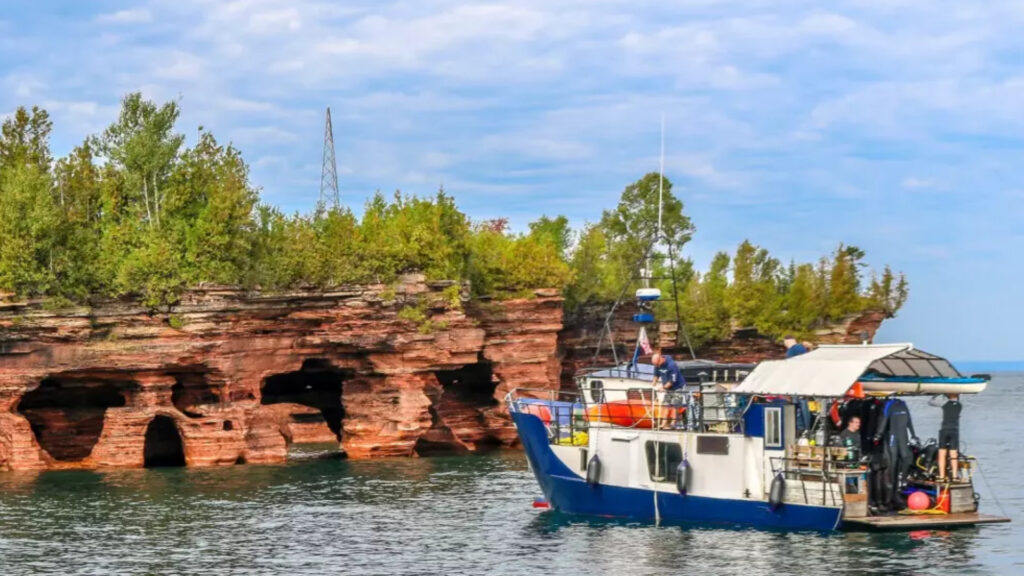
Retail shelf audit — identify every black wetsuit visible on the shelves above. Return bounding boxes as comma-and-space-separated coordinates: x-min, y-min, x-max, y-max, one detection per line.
873, 398, 917, 509
939, 400, 962, 450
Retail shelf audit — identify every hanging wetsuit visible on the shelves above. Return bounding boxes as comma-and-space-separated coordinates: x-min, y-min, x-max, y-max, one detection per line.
860, 398, 885, 510
872, 398, 917, 509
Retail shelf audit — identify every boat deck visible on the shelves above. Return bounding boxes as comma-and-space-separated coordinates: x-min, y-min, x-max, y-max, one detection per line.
843, 512, 1010, 531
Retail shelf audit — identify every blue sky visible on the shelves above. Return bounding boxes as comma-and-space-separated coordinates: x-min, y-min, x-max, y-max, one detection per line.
1, 1, 1022, 360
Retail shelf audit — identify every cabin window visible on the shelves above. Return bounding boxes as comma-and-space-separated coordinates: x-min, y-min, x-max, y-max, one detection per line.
696, 435, 729, 455
645, 441, 683, 483
589, 380, 605, 403
765, 407, 783, 449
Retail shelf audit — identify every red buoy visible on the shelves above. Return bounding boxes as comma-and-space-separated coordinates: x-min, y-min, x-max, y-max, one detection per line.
532, 499, 550, 509
907, 491, 930, 511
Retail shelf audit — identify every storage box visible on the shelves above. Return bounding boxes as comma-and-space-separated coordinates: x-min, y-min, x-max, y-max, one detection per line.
949, 484, 977, 514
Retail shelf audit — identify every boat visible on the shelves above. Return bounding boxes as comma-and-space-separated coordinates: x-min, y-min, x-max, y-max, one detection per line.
506, 342, 1010, 531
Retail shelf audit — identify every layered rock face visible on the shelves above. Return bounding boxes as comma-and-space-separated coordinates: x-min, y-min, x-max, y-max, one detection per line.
0, 276, 563, 471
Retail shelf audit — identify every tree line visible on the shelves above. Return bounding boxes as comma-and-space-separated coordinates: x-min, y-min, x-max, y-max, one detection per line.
555, 172, 909, 347
0, 94, 569, 307
0, 93, 906, 347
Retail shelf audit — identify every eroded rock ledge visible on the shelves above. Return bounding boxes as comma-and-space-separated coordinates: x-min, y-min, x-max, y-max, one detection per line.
0, 275, 563, 471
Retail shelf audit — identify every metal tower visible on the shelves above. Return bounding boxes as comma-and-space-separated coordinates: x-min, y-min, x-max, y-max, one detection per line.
320, 107, 340, 208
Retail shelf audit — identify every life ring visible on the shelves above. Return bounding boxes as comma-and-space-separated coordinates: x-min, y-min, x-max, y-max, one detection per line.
586, 454, 601, 485
769, 473, 785, 511
676, 459, 689, 494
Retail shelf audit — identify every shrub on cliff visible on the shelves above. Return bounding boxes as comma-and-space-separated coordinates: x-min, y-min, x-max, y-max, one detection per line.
468, 221, 570, 298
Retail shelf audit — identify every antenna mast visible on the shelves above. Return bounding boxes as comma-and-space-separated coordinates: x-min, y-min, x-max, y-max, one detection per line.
658, 114, 664, 238
320, 107, 340, 208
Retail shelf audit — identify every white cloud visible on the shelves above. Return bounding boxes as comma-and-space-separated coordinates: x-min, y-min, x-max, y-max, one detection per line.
902, 177, 936, 190
96, 9, 152, 24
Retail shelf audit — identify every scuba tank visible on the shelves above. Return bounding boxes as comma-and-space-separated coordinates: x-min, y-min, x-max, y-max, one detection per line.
769, 473, 786, 511
586, 454, 602, 485
676, 459, 690, 494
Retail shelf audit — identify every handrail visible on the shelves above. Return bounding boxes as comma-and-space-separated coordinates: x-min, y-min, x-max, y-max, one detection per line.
506, 383, 746, 440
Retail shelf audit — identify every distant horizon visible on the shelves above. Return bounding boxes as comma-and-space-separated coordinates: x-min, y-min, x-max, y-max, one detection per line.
953, 360, 1024, 372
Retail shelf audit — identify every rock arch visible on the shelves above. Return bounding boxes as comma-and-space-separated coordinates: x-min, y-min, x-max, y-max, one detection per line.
143, 415, 186, 467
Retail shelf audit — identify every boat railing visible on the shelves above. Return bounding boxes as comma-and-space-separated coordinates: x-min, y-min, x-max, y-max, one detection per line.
769, 455, 853, 507
506, 384, 745, 445
577, 380, 745, 434
575, 365, 752, 384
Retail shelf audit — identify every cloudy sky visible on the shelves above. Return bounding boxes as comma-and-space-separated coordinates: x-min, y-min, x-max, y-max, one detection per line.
2, 1, 1022, 361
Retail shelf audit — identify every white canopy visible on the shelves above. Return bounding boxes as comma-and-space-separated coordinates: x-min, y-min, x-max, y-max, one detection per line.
734, 343, 918, 397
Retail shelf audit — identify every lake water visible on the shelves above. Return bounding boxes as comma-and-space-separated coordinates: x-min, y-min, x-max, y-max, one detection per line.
0, 374, 1021, 575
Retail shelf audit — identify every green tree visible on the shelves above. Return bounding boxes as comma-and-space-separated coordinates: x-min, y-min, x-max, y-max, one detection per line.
827, 243, 866, 319
167, 132, 259, 285
867, 266, 909, 318
528, 215, 572, 259
0, 107, 58, 297
563, 224, 612, 310
95, 93, 184, 228
679, 252, 731, 348
0, 106, 53, 172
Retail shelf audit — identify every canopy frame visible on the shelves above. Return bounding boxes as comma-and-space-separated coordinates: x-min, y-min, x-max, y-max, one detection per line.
733, 343, 975, 398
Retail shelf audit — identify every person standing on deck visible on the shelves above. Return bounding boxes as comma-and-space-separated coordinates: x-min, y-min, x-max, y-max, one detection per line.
938, 394, 962, 481
651, 352, 686, 428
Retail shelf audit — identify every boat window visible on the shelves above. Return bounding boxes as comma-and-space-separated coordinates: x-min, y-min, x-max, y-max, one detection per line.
589, 380, 605, 403
645, 441, 683, 483
765, 406, 783, 449
696, 435, 729, 455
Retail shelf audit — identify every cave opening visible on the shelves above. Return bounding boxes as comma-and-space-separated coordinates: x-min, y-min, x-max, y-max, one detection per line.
416, 361, 499, 456
143, 415, 186, 467
17, 376, 131, 462
260, 358, 347, 441
171, 371, 221, 418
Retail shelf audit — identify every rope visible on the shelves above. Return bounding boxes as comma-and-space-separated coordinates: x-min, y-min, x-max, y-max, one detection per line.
974, 459, 1011, 518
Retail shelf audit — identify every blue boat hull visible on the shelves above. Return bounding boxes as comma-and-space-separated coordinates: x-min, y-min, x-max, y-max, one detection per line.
512, 411, 843, 531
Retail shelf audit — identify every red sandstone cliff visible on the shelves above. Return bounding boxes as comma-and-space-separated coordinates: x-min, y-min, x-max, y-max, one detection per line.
0, 275, 563, 471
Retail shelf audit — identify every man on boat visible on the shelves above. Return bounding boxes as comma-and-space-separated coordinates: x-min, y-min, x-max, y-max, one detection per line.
938, 394, 962, 481
651, 352, 687, 428
784, 336, 808, 358
839, 415, 862, 458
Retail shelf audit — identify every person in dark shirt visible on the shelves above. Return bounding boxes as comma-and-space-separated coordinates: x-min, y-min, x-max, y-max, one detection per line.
938, 394, 962, 481
840, 415, 863, 457
651, 352, 686, 428
784, 335, 808, 358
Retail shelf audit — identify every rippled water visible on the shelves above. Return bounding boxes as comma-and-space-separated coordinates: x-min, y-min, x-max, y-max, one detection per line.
0, 374, 1021, 575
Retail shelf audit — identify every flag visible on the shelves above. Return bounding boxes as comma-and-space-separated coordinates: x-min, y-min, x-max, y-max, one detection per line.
638, 327, 653, 355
